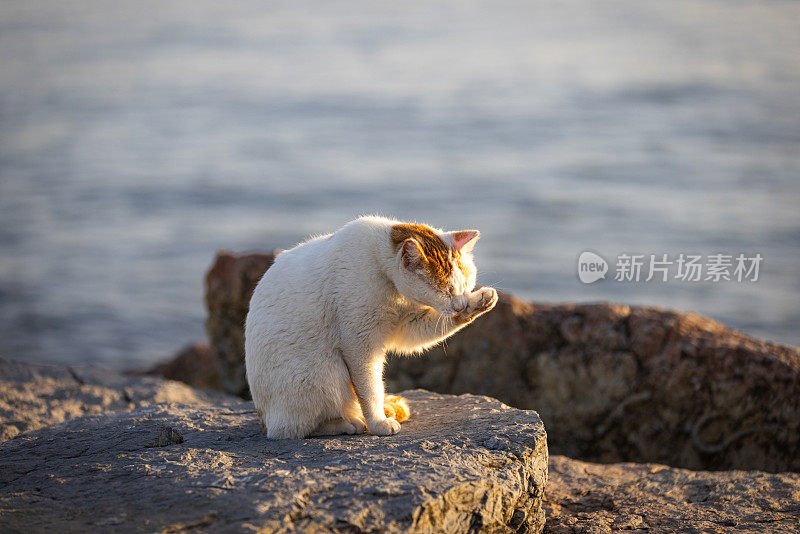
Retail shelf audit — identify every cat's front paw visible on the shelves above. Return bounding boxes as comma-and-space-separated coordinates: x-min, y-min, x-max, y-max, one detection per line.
456, 287, 498, 323
368, 417, 401, 436
471, 286, 498, 314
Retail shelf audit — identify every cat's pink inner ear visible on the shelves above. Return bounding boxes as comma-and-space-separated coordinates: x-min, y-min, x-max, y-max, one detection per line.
452, 230, 480, 252
402, 239, 425, 269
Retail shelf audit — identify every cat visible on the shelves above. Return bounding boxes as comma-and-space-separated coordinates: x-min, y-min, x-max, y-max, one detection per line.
244, 215, 498, 439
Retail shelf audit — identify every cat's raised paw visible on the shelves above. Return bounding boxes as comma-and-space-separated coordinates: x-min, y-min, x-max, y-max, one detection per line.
467, 286, 497, 317
369, 417, 401, 436
475, 287, 498, 312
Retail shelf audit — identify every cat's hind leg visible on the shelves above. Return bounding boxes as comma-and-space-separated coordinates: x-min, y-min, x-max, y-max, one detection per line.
308, 381, 367, 437
257, 348, 367, 439
309, 379, 367, 437
309, 417, 366, 437
342, 381, 368, 432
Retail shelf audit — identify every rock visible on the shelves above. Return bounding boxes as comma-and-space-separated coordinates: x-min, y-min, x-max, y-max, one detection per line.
202, 251, 800, 472
134, 342, 223, 392
387, 295, 800, 473
0, 357, 237, 442
205, 249, 278, 397
0, 390, 548, 533
544, 455, 800, 533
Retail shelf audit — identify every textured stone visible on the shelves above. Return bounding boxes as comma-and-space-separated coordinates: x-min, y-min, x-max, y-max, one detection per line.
200, 251, 800, 472
545, 455, 800, 533
0, 390, 548, 533
205, 249, 278, 397
0, 357, 236, 442
5, 358, 799, 532
387, 295, 800, 473
135, 342, 223, 391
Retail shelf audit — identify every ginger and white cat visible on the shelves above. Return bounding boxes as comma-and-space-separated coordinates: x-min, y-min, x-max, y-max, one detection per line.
244, 216, 498, 439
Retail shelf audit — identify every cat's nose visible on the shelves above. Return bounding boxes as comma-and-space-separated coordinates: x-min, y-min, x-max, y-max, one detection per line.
452, 295, 467, 312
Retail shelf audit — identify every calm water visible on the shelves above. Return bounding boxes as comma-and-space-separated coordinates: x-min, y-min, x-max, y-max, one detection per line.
1, 1, 799, 369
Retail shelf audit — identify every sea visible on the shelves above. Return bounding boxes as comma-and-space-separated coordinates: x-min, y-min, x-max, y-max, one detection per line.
1, 0, 798, 369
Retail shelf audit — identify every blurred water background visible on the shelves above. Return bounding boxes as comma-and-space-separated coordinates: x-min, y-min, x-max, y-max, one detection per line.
1, 1, 799, 369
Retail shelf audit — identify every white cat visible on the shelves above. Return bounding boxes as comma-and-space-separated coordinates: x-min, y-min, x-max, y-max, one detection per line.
244, 216, 498, 438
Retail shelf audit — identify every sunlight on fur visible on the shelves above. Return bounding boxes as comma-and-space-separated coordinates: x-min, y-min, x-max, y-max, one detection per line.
245, 216, 497, 439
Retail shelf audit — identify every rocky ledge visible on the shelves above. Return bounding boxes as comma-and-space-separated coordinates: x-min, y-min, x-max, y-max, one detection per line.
2, 360, 799, 533
389, 295, 800, 473
544, 455, 800, 533
0, 379, 548, 533
0, 357, 234, 442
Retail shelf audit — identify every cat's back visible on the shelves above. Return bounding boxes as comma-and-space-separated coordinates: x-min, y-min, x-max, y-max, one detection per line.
250, 232, 333, 305
249, 216, 389, 302
270, 216, 392, 276
247, 216, 395, 331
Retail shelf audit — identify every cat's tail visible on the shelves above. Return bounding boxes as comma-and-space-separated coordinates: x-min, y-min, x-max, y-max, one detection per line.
383, 394, 411, 423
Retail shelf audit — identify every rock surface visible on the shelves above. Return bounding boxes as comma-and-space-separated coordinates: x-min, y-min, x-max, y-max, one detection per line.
0, 357, 235, 442
205, 250, 278, 397
0, 390, 548, 533
200, 251, 800, 472
388, 295, 800, 473
135, 342, 224, 391
544, 455, 800, 533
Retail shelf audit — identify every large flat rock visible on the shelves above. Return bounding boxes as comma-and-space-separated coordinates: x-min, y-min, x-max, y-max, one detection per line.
0, 390, 548, 533
0, 357, 236, 442
545, 455, 800, 533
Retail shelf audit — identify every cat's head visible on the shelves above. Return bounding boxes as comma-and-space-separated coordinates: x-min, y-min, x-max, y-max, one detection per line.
390, 223, 480, 316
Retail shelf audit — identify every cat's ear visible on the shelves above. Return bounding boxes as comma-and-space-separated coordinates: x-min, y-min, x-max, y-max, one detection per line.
449, 230, 480, 254
401, 239, 426, 270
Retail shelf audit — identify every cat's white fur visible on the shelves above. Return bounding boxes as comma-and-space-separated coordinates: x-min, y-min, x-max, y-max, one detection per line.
244, 215, 497, 438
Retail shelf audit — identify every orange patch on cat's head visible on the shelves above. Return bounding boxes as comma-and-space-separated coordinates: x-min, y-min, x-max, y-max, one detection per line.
390, 223, 456, 288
